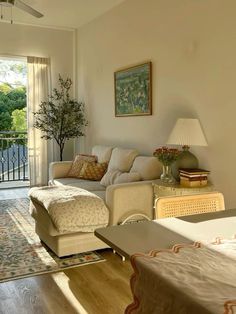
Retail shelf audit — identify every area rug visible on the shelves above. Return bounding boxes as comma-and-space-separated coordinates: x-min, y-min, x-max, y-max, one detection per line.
0, 198, 105, 283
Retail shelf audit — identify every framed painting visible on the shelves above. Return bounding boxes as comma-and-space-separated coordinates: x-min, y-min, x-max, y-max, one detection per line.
114, 61, 152, 117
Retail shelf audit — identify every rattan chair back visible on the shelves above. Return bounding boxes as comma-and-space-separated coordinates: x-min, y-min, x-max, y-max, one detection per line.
155, 192, 225, 219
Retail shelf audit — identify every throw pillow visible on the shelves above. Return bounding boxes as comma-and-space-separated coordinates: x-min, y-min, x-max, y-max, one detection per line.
107, 148, 139, 172
113, 172, 141, 184
67, 154, 97, 178
79, 161, 108, 181
130, 156, 162, 180
100, 170, 123, 187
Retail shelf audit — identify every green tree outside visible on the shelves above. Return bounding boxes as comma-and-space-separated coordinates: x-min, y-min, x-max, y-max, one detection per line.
11, 108, 27, 132
0, 85, 27, 131
0, 60, 27, 133
0, 83, 12, 94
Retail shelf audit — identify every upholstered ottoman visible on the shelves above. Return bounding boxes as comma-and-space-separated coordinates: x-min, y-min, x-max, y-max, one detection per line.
29, 186, 109, 257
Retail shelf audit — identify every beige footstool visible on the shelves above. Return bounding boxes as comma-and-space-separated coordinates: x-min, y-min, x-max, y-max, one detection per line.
29, 186, 109, 257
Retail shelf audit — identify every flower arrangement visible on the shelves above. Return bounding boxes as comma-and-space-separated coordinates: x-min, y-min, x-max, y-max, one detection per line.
153, 146, 180, 166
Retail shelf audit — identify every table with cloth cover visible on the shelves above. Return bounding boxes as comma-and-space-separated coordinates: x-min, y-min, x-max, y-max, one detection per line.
95, 209, 236, 314
126, 240, 236, 314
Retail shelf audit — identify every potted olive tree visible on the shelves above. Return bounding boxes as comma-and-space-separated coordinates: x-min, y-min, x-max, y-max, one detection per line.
34, 75, 88, 161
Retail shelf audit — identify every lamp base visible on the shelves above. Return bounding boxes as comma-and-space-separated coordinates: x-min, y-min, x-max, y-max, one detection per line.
171, 147, 199, 181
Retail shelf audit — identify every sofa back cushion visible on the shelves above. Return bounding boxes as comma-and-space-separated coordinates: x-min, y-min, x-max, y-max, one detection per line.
113, 172, 141, 184
130, 156, 162, 180
100, 170, 122, 186
108, 147, 139, 172
100, 170, 141, 187
92, 145, 113, 163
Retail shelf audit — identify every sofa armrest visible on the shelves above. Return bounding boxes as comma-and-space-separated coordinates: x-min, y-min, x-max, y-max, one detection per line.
106, 181, 154, 225
49, 161, 73, 180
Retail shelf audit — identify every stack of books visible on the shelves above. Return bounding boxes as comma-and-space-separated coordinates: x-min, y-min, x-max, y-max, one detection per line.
179, 168, 210, 187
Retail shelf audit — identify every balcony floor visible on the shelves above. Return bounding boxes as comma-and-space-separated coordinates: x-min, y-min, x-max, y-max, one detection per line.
0, 181, 29, 189
0, 186, 29, 200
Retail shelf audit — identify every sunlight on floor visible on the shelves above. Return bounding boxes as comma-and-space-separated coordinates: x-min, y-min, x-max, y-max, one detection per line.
0, 187, 29, 200
52, 272, 88, 314
6, 205, 57, 268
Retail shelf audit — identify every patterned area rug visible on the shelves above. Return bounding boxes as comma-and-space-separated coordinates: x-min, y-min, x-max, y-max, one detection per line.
0, 198, 105, 283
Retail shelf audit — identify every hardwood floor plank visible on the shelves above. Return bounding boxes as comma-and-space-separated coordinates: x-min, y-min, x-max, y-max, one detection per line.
64, 251, 133, 314
0, 250, 133, 314
0, 189, 133, 314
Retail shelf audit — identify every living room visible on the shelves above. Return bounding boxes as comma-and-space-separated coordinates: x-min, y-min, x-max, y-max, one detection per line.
0, 0, 236, 313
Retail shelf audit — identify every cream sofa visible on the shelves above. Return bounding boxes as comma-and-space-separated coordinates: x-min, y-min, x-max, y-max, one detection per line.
30, 145, 162, 256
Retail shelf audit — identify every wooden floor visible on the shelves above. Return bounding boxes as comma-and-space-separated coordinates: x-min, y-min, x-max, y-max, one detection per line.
0, 188, 133, 314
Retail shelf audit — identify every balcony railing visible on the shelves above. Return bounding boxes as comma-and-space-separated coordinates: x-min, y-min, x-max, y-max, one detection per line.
0, 131, 28, 183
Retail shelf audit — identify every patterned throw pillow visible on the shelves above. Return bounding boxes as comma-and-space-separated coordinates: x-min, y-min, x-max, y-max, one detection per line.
79, 161, 108, 181
67, 154, 97, 178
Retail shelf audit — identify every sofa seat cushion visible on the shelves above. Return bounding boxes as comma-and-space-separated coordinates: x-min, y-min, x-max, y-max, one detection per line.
29, 186, 109, 235
92, 191, 106, 201
51, 178, 106, 191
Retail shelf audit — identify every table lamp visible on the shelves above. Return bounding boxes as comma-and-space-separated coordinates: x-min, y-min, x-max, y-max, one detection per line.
167, 118, 208, 180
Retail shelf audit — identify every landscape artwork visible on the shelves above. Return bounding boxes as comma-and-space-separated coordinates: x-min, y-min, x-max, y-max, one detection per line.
114, 62, 152, 116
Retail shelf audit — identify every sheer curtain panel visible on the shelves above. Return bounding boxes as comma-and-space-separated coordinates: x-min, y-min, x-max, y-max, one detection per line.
27, 57, 50, 186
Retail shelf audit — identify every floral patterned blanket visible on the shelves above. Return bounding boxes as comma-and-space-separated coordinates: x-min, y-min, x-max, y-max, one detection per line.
29, 186, 109, 234
126, 238, 236, 314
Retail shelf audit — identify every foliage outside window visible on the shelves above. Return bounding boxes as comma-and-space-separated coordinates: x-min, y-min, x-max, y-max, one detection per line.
0, 60, 27, 132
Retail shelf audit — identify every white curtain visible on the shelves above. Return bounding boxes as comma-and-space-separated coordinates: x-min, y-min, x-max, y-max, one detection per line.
27, 57, 51, 186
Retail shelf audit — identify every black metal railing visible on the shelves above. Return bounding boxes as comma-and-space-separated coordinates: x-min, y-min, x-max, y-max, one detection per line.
0, 131, 28, 182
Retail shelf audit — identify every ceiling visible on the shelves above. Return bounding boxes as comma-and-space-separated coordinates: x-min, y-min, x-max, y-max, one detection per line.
0, 0, 126, 29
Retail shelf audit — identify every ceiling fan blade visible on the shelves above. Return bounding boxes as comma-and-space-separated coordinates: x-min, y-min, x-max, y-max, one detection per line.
14, 0, 43, 18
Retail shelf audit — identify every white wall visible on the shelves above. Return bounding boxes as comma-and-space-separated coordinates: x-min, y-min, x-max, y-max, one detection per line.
77, 0, 236, 208
0, 22, 75, 161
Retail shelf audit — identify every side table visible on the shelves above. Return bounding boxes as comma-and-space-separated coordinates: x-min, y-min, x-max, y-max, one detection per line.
153, 179, 214, 198
153, 179, 215, 218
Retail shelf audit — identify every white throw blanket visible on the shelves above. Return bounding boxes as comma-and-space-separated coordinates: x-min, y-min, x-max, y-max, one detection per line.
29, 186, 109, 234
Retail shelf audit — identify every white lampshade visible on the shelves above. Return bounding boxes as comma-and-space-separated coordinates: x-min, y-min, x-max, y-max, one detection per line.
167, 118, 208, 147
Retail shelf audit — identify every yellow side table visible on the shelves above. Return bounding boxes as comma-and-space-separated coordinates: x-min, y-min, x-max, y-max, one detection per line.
153, 179, 214, 198
153, 179, 215, 218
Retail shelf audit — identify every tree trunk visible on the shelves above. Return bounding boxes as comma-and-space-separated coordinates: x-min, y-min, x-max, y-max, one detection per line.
59, 145, 63, 161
